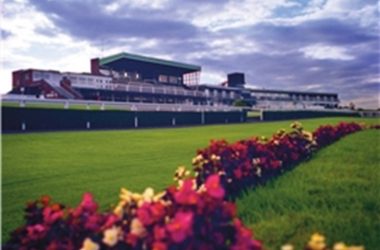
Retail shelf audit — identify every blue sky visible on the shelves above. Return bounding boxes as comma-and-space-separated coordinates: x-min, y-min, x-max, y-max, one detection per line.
1, 0, 379, 108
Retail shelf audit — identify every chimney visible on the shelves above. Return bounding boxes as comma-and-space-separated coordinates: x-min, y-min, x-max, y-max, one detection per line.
91, 58, 100, 75
227, 72, 245, 88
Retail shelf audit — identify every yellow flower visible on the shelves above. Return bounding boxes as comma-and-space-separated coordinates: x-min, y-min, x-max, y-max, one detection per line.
142, 187, 154, 202
211, 154, 221, 161
153, 191, 166, 202
347, 246, 365, 250
130, 218, 146, 237
80, 238, 100, 250
192, 154, 203, 165
290, 121, 303, 130
131, 192, 143, 202
307, 233, 326, 250
119, 188, 133, 203
102, 226, 120, 247
173, 166, 190, 181
334, 242, 348, 250
281, 244, 294, 250
302, 131, 314, 141
277, 129, 286, 136
113, 202, 124, 217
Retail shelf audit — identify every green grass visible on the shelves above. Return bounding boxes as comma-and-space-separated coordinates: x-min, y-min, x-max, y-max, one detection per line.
1, 117, 379, 242
236, 130, 380, 250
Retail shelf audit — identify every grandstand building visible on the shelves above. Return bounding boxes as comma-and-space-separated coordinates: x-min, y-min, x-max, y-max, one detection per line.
9, 52, 339, 109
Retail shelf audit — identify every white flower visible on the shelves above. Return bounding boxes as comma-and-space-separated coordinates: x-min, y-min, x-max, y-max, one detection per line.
102, 226, 120, 247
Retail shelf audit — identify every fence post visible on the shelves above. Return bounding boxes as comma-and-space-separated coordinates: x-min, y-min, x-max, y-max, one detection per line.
21, 122, 26, 131
134, 116, 139, 128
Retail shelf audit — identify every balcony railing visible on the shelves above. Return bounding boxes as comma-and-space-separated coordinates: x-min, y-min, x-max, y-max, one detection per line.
71, 80, 205, 98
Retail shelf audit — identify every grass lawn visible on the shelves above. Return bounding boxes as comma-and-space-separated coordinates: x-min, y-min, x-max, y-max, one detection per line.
2, 117, 379, 242
237, 129, 380, 250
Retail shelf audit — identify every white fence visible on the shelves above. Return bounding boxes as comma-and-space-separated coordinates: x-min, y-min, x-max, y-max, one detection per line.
1, 94, 242, 112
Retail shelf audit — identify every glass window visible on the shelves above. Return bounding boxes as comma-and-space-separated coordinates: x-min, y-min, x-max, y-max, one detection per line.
169, 76, 178, 84
159, 75, 168, 83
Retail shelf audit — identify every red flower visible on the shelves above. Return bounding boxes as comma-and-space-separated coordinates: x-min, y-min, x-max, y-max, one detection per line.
205, 174, 225, 199
73, 193, 98, 217
84, 214, 102, 231
153, 225, 167, 240
174, 179, 198, 205
102, 214, 119, 229
40, 195, 51, 206
166, 211, 193, 243
152, 241, 167, 250
43, 206, 64, 224
233, 168, 243, 179
81, 193, 98, 212
137, 202, 166, 226
26, 224, 46, 240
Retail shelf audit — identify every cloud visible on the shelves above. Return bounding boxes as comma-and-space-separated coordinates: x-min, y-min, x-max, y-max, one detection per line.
300, 44, 354, 60
1, 0, 379, 108
29, 0, 202, 41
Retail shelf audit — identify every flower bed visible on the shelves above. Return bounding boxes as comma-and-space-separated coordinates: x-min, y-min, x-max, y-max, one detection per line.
4, 121, 373, 250
193, 122, 363, 199
4, 175, 261, 250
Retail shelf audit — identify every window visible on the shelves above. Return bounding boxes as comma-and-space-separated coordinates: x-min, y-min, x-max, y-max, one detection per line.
159, 75, 168, 83
169, 76, 178, 84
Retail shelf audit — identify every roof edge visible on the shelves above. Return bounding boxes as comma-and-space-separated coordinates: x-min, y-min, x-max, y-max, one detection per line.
99, 52, 201, 71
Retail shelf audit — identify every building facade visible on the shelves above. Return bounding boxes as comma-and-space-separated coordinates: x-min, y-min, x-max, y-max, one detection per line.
9, 52, 339, 109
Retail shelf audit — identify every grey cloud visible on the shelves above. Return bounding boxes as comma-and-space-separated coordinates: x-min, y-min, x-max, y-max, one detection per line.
26, 0, 379, 106
29, 0, 203, 41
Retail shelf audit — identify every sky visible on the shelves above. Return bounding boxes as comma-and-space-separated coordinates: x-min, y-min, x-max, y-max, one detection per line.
1, 0, 379, 108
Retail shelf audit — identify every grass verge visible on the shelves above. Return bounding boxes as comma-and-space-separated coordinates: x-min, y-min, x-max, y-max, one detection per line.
236, 130, 380, 250
2, 117, 379, 242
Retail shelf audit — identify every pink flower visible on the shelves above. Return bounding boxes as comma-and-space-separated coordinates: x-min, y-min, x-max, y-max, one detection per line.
137, 202, 165, 226
43, 206, 64, 224
152, 241, 167, 250
84, 214, 102, 231
174, 179, 198, 205
233, 168, 243, 179
26, 224, 46, 240
205, 174, 225, 199
166, 211, 193, 243
81, 193, 98, 212
73, 193, 98, 217
102, 214, 119, 229
153, 225, 167, 240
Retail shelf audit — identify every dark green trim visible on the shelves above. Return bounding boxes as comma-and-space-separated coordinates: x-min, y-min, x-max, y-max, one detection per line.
99, 52, 201, 71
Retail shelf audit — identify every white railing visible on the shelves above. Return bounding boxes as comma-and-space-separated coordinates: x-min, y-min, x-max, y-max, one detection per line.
1, 94, 242, 112
71, 81, 205, 98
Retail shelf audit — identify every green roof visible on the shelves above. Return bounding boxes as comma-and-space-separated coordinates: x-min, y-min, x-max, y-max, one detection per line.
99, 52, 201, 71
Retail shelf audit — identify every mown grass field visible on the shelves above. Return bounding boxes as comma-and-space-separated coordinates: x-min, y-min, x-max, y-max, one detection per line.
2, 117, 379, 243
237, 129, 380, 250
